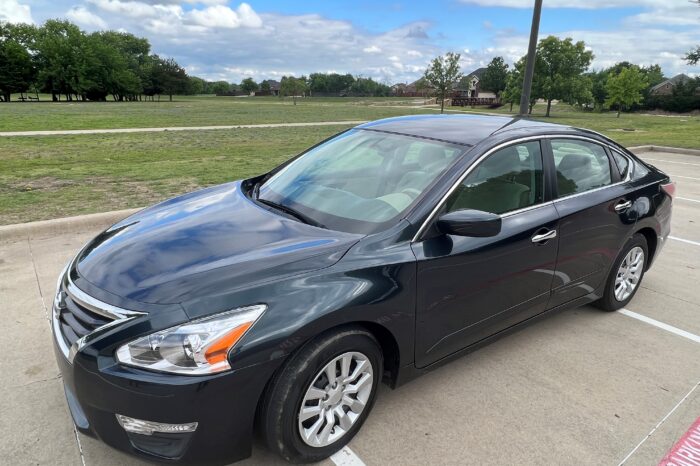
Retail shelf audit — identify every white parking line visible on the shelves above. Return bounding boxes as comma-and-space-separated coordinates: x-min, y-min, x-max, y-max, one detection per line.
643, 157, 700, 167
677, 196, 700, 204
330, 446, 366, 466
669, 236, 700, 247
619, 309, 700, 344
617, 380, 700, 465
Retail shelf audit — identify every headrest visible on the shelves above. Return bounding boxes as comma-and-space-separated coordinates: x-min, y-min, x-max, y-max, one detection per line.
418, 145, 447, 169
558, 153, 591, 173
487, 146, 522, 174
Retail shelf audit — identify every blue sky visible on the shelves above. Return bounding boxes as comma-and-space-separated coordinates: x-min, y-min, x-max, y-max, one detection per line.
1, 0, 698, 83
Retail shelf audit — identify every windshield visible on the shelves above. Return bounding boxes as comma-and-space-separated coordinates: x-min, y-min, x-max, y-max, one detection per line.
257, 129, 465, 234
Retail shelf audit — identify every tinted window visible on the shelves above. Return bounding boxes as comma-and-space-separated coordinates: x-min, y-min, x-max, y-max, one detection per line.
611, 150, 630, 178
552, 139, 612, 196
445, 141, 544, 215
258, 129, 463, 234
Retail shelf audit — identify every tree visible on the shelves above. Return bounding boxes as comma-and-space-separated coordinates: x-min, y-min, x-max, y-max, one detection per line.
33, 20, 87, 101
259, 80, 271, 93
501, 69, 523, 112
188, 76, 205, 95
0, 37, 35, 102
480, 56, 509, 98
210, 80, 232, 95
152, 56, 189, 101
534, 36, 594, 117
423, 52, 463, 113
605, 66, 648, 117
280, 76, 307, 104
240, 77, 258, 95
502, 57, 539, 113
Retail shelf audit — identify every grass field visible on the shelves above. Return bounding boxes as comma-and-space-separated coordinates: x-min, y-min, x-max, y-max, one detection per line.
0, 96, 435, 131
0, 125, 351, 225
473, 102, 700, 149
1, 97, 698, 225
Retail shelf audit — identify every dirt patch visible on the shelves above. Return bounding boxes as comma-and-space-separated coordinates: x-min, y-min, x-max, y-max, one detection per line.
4, 177, 77, 193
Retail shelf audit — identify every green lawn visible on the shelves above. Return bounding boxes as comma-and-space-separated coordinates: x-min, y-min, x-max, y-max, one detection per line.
1, 97, 697, 225
0, 125, 352, 225
469, 102, 700, 149
0, 96, 436, 131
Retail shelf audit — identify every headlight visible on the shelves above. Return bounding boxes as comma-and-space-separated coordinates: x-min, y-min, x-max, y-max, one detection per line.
115, 304, 266, 375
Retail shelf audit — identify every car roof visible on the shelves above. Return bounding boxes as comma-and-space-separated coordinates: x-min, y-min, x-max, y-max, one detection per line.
356, 114, 575, 146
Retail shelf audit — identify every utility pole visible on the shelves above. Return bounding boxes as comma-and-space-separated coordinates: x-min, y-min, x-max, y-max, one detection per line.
519, 0, 543, 116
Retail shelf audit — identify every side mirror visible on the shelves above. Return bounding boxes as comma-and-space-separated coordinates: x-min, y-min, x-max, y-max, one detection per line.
436, 209, 502, 237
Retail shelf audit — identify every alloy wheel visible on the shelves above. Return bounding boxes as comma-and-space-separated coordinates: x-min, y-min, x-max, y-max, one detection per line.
297, 351, 373, 447
614, 246, 644, 302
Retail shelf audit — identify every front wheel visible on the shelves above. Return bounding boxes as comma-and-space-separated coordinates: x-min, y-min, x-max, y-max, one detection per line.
596, 233, 648, 311
260, 327, 382, 463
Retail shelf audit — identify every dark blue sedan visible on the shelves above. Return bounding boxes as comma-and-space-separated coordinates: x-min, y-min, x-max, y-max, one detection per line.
51, 114, 674, 464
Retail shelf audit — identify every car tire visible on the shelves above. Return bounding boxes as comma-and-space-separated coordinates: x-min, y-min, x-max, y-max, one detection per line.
596, 233, 648, 311
260, 327, 383, 464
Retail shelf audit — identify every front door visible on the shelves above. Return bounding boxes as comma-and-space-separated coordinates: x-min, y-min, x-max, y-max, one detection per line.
412, 140, 559, 368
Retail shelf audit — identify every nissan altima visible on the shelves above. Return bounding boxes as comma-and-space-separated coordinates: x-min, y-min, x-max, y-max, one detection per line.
51, 114, 674, 464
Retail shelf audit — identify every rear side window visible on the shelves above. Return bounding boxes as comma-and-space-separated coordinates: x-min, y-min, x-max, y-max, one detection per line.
445, 141, 544, 215
611, 150, 630, 179
551, 139, 612, 197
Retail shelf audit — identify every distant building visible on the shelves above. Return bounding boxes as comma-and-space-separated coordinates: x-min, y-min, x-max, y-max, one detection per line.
455, 67, 496, 99
650, 74, 691, 96
257, 80, 281, 96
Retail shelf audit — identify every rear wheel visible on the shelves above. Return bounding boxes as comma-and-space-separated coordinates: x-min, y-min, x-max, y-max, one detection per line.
261, 328, 382, 463
596, 234, 648, 311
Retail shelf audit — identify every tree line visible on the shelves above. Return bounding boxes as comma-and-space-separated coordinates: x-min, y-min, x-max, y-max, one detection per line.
209, 73, 391, 98
0, 20, 193, 102
424, 35, 699, 116
0, 19, 394, 103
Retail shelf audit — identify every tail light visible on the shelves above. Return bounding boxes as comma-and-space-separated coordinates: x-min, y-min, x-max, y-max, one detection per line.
661, 182, 676, 200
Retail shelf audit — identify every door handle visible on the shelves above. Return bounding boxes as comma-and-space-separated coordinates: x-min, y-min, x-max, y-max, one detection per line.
615, 200, 632, 212
531, 229, 557, 243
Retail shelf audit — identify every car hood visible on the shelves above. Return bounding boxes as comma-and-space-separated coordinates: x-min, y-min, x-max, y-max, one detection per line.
75, 181, 361, 306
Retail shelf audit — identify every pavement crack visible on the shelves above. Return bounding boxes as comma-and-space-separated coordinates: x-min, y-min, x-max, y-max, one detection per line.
14, 374, 61, 388
27, 238, 50, 324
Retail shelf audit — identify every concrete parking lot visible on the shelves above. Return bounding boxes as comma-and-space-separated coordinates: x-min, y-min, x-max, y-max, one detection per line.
1, 150, 698, 466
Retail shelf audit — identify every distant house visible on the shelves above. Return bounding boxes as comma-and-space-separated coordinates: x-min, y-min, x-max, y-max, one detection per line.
454, 67, 497, 99
650, 74, 690, 96
391, 79, 430, 97
258, 80, 281, 96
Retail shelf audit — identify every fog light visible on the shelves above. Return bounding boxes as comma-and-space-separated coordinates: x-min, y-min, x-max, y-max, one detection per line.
116, 414, 198, 436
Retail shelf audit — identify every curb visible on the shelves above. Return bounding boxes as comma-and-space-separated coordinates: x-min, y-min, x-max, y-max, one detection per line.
629, 145, 700, 156
0, 208, 140, 244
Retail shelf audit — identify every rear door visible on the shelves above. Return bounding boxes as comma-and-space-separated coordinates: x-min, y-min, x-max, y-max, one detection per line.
546, 137, 638, 308
412, 139, 560, 368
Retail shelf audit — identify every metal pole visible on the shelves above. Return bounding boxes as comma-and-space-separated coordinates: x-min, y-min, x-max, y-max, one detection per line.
519, 0, 543, 116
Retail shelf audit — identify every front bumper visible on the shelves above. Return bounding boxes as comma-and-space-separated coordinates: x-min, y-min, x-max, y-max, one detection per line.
52, 330, 279, 464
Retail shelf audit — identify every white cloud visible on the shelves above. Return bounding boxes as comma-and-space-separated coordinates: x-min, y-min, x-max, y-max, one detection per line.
66, 6, 107, 29
88, 0, 181, 18
187, 3, 261, 29
363, 45, 382, 53
0, 0, 33, 23
459, 0, 685, 8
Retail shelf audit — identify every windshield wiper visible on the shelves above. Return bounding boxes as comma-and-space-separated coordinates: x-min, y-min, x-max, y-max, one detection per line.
256, 197, 326, 229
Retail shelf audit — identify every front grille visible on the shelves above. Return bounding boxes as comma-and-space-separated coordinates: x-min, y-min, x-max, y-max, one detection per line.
56, 291, 114, 349
52, 266, 145, 362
